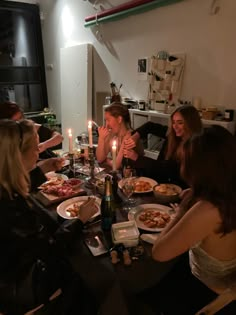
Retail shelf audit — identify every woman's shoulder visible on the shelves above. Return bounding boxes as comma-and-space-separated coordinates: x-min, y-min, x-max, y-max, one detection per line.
188, 200, 221, 224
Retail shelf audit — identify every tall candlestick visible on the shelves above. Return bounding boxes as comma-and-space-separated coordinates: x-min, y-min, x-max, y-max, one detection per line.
88, 120, 93, 148
68, 128, 73, 154
112, 140, 117, 171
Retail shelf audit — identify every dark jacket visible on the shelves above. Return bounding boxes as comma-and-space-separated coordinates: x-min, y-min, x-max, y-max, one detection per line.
38, 125, 58, 159
0, 191, 84, 315
134, 121, 187, 188
30, 166, 47, 191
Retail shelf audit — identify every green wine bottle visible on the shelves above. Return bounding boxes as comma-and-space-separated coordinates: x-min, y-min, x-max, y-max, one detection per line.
101, 176, 116, 230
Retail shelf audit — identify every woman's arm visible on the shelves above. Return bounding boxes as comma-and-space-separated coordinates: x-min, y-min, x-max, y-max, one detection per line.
38, 131, 64, 153
136, 121, 168, 139
152, 200, 220, 262
96, 126, 110, 163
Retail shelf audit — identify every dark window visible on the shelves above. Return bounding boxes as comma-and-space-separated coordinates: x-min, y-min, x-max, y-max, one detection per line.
0, 1, 48, 112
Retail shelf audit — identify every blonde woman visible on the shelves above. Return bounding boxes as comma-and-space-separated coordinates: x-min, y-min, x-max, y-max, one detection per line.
96, 103, 143, 170
0, 119, 98, 315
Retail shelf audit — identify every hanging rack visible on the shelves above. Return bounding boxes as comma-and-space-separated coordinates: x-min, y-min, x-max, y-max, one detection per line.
84, 0, 184, 28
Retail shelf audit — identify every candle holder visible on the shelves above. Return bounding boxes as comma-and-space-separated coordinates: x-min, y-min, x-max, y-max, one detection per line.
68, 153, 75, 178
85, 146, 96, 189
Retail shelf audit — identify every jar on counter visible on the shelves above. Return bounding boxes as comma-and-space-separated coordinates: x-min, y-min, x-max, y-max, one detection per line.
138, 100, 146, 111
224, 109, 234, 122
166, 103, 176, 114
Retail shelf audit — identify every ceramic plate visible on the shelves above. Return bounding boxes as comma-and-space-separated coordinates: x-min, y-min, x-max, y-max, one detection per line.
128, 203, 173, 232
57, 196, 101, 220
45, 172, 68, 181
118, 177, 157, 194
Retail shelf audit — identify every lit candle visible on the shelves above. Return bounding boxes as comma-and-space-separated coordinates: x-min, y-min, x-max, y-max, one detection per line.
68, 128, 73, 154
112, 140, 117, 171
88, 120, 93, 148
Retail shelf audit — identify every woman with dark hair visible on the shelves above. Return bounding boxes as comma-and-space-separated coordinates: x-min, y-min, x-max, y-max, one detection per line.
96, 102, 143, 170
125, 105, 203, 187
0, 101, 63, 159
138, 125, 236, 314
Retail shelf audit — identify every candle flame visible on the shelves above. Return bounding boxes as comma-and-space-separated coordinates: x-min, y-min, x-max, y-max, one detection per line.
68, 128, 72, 137
88, 121, 92, 128
112, 140, 117, 148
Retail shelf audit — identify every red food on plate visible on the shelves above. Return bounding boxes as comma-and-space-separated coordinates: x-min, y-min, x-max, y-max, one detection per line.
65, 178, 82, 186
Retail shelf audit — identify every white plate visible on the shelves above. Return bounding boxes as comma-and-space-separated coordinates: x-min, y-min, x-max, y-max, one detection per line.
45, 172, 68, 181
57, 196, 101, 220
128, 203, 173, 232
118, 177, 157, 194
74, 165, 105, 176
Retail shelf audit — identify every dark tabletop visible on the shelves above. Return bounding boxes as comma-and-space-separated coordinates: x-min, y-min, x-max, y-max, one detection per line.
31, 169, 179, 315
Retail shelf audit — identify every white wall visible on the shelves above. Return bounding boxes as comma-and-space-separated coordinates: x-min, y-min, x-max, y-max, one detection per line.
39, 0, 236, 123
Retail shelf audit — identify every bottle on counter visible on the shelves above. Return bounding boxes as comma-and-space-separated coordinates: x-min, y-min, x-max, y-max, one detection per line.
101, 176, 116, 231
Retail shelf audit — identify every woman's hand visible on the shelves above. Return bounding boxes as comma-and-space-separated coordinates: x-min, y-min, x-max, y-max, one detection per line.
37, 157, 65, 174
97, 126, 110, 139
123, 137, 136, 150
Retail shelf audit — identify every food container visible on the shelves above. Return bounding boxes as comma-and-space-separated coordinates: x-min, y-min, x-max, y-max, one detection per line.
153, 183, 182, 204
111, 221, 140, 247
201, 107, 218, 120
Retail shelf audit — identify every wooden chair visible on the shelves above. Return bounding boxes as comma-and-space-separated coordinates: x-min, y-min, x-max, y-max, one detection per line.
195, 286, 236, 315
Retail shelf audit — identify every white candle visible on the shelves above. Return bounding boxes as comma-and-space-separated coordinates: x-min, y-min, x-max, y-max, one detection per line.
112, 140, 117, 171
68, 128, 73, 154
88, 120, 93, 148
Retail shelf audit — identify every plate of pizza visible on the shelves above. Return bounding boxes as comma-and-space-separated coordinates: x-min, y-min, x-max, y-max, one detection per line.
118, 177, 157, 194
57, 196, 101, 220
128, 203, 174, 232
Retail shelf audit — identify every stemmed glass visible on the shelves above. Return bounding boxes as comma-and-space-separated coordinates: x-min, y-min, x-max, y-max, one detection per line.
122, 176, 137, 212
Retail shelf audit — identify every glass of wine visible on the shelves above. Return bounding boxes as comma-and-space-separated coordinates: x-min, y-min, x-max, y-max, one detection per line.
122, 177, 137, 212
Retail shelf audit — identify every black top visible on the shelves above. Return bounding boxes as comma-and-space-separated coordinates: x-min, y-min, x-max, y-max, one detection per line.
134, 121, 187, 188
0, 190, 84, 314
37, 125, 58, 159
30, 166, 47, 191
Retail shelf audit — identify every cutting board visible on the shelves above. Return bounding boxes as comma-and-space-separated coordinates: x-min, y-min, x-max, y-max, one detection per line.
35, 188, 86, 206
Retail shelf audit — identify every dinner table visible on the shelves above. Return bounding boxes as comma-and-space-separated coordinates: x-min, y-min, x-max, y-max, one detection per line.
31, 161, 180, 315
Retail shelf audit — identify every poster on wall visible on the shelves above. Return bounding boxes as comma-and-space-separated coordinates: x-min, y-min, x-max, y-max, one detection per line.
137, 57, 148, 81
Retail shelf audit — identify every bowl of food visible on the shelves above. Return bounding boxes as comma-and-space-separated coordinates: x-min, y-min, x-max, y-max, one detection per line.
153, 183, 182, 204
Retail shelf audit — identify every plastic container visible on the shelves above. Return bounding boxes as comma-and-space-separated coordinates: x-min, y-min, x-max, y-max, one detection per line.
111, 221, 140, 247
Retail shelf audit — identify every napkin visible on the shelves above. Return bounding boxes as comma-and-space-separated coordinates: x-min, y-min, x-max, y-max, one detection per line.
140, 233, 160, 245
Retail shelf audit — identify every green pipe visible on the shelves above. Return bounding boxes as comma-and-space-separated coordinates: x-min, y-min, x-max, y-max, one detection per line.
84, 0, 184, 28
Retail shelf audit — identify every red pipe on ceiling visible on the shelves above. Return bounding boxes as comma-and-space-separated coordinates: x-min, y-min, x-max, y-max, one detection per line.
85, 0, 156, 22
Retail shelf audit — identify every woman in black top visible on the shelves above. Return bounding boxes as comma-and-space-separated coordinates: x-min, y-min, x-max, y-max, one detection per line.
0, 101, 63, 159
125, 105, 202, 187
0, 119, 98, 315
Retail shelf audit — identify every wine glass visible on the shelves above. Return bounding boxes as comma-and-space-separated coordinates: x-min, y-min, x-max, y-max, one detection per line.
122, 177, 137, 212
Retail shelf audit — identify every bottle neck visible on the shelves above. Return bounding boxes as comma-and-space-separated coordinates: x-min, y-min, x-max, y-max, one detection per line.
105, 178, 112, 197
